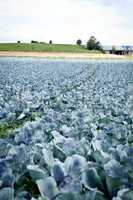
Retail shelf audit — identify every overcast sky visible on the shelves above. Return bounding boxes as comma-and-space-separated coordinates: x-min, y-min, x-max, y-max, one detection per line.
0, 0, 133, 45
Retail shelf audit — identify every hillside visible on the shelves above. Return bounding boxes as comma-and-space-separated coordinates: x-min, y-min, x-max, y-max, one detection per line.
0, 43, 99, 53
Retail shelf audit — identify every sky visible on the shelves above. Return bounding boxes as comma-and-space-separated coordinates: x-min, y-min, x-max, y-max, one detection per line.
0, 0, 133, 45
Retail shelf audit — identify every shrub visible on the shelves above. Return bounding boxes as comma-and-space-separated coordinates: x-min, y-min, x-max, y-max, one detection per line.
31, 40, 38, 44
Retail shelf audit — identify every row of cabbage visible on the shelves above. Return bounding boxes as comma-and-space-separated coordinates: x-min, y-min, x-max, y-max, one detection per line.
0, 58, 133, 200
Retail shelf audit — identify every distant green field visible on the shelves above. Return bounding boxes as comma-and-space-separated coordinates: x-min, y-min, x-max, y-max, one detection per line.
0, 43, 100, 53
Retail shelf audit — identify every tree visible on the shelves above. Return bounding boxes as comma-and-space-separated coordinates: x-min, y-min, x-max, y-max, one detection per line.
17, 41, 21, 43
49, 40, 52, 44
76, 39, 82, 46
87, 36, 103, 51
112, 45, 116, 51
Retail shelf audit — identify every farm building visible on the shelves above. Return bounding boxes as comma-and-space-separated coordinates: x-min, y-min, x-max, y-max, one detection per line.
103, 45, 133, 55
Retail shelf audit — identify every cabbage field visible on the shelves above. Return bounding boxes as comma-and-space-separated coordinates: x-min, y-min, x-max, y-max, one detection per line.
0, 58, 133, 200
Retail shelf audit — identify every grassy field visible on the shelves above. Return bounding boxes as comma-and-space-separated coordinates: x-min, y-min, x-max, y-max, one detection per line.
0, 43, 100, 53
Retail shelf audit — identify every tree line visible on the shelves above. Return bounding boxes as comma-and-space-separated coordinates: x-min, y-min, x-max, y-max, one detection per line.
17, 40, 53, 44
